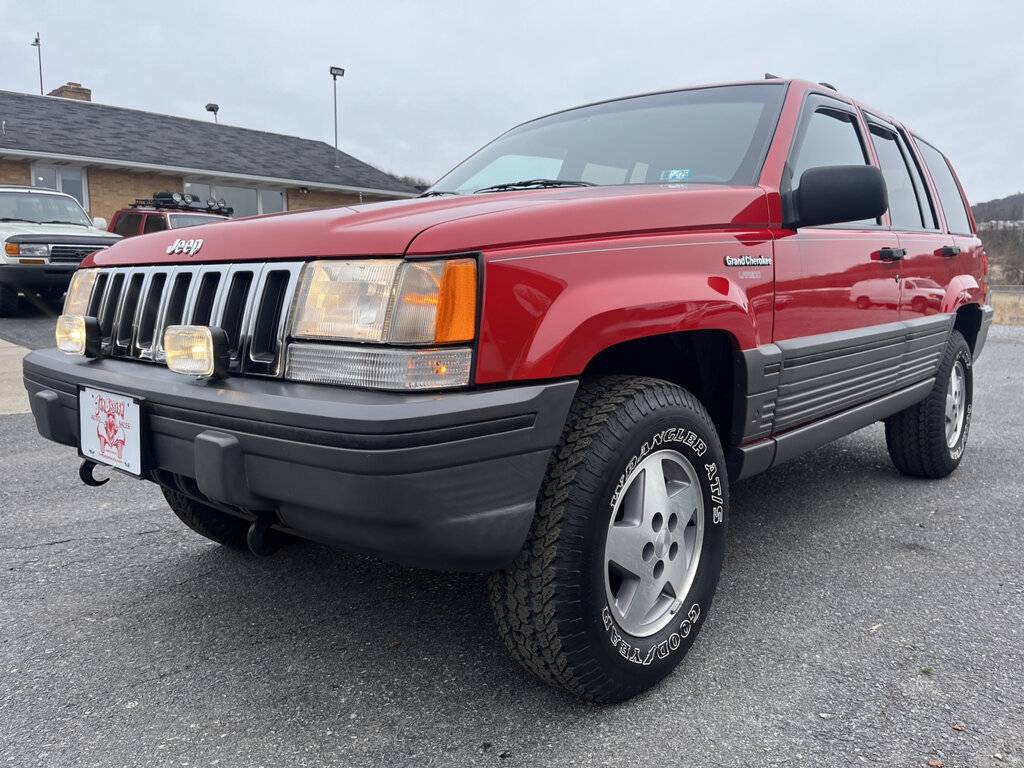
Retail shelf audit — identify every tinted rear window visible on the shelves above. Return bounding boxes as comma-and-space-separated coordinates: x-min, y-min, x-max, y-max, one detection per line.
916, 139, 972, 235
869, 124, 924, 229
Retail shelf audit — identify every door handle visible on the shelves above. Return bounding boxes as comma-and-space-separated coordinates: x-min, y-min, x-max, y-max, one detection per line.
879, 247, 906, 262
939, 245, 961, 257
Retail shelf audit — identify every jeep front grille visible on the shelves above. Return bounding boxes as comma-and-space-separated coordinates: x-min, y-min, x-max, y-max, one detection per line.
85, 262, 303, 377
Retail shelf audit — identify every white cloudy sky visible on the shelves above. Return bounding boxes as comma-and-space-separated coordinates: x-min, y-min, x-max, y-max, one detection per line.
2, 0, 1020, 201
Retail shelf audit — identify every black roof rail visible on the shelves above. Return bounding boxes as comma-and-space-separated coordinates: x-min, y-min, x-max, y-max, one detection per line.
818, 81, 837, 91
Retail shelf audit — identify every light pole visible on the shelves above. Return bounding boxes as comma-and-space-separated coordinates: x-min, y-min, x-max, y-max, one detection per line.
205, 103, 220, 123
31, 33, 43, 95
330, 66, 345, 169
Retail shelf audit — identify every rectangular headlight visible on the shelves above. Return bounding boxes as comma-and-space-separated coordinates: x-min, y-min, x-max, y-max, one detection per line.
286, 343, 472, 390
64, 269, 99, 315
290, 258, 477, 344
18, 243, 49, 258
291, 260, 401, 342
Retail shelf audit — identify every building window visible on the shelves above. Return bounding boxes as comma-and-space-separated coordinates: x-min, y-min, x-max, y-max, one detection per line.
31, 163, 88, 209
184, 181, 287, 216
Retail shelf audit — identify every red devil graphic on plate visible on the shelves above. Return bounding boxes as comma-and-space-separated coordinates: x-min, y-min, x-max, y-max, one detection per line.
93, 395, 129, 460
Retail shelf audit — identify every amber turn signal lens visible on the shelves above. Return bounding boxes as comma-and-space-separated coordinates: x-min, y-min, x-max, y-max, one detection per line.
4, 242, 19, 256
434, 259, 477, 343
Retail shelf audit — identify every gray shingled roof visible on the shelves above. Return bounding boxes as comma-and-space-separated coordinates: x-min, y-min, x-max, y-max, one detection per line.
0, 89, 417, 196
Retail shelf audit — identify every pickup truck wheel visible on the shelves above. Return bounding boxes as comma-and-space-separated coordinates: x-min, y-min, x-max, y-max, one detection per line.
885, 329, 973, 478
162, 487, 250, 550
0, 286, 19, 317
488, 376, 728, 703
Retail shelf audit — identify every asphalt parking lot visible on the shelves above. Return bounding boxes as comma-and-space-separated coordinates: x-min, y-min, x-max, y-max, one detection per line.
2, 311, 1022, 768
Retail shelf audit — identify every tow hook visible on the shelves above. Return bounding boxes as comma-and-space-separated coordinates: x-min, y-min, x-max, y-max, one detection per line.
246, 514, 281, 556
78, 459, 109, 487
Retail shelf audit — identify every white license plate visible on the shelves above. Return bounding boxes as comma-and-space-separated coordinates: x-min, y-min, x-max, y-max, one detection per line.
79, 387, 143, 476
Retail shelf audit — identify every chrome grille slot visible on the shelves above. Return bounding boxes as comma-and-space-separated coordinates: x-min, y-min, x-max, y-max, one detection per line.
113, 272, 145, 353
135, 272, 167, 353
87, 272, 108, 317
98, 272, 125, 345
218, 270, 254, 357
82, 261, 303, 377
247, 264, 303, 376
190, 271, 222, 325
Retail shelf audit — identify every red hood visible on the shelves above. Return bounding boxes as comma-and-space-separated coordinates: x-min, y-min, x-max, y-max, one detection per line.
88, 185, 770, 267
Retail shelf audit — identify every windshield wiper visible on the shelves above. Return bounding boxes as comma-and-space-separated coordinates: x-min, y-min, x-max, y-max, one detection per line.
39, 219, 87, 226
418, 190, 459, 197
0, 217, 34, 223
474, 179, 596, 194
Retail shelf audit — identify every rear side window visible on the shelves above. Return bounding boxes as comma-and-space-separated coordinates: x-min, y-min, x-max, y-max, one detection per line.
869, 124, 925, 229
113, 212, 142, 236
916, 139, 972, 235
143, 214, 168, 234
789, 108, 868, 183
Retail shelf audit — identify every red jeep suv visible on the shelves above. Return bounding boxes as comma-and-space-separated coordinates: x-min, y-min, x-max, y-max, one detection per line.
23, 79, 992, 702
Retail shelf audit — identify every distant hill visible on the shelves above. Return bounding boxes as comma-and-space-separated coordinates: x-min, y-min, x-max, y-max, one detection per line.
972, 192, 1024, 222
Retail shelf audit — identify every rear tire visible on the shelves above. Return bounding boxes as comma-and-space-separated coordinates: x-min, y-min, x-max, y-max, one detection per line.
0, 285, 19, 317
162, 487, 250, 550
488, 376, 728, 703
885, 329, 973, 478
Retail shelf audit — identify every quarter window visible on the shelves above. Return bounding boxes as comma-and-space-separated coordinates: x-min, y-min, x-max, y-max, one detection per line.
916, 139, 972, 235
869, 124, 924, 229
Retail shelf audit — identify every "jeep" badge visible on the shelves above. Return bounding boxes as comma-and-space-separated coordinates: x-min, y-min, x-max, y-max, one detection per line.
166, 238, 203, 257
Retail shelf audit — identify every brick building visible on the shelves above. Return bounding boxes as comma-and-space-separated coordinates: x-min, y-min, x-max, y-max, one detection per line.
0, 82, 418, 224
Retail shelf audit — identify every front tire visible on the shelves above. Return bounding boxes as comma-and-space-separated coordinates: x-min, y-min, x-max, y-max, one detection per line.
885, 329, 973, 478
488, 376, 728, 703
162, 487, 250, 550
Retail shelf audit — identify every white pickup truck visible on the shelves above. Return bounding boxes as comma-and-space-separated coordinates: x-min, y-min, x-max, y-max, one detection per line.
0, 186, 120, 315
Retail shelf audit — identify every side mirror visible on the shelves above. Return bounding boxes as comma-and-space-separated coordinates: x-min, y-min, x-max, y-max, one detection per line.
92, 217, 108, 230
784, 165, 887, 229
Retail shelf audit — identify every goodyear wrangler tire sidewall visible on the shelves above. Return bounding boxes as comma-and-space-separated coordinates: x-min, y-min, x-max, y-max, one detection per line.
948, 344, 974, 463
585, 408, 728, 688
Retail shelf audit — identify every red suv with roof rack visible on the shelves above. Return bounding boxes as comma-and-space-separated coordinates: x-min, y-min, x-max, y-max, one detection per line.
108, 192, 232, 238
23, 78, 992, 702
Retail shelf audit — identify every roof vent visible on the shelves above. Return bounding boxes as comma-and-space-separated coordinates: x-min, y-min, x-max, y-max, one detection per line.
47, 82, 92, 102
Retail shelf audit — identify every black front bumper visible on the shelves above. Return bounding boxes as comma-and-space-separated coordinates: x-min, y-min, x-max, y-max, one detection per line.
23, 348, 577, 571
0, 263, 77, 290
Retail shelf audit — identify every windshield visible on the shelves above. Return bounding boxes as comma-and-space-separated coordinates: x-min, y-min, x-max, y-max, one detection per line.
431, 83, 786, 194
169, 213, 227, 229
0, 191, 92, 226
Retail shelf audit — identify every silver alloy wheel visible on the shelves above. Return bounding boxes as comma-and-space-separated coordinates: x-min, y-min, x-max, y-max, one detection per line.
604, 449, 705, 638
945, 360, 967, 448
